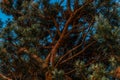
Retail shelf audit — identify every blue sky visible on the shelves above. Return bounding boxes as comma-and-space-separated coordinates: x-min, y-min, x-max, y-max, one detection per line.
0, 0, 66, 26
0, 0, 119, 44
0, 10, 12, 26
0, 0, 119, 24
0, 10, 11, 21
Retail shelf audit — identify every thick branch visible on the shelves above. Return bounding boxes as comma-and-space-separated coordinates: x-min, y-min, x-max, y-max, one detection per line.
0, 73, 12, 80
45, 0, 94, 66
55, 18, 94, 67
17, 48, 43, 64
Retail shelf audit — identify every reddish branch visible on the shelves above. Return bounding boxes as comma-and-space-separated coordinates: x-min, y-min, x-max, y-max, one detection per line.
55, 18, 94, 67
52, 16, 61, 36
0, 73, 12, 80
60, 41, 96, 64
45, 0, 94, 67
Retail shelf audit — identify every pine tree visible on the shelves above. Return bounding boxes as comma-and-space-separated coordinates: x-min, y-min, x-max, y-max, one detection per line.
0, 0, 120, 80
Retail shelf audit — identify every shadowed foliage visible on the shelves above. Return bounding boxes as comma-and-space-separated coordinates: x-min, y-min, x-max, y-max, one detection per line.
0, 0, 120, 80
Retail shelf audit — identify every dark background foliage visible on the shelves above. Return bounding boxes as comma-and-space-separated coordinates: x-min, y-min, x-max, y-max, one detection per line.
0, 0, 120, 80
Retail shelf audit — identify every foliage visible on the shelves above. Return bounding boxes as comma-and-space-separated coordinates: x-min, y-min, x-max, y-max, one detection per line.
0, 0, 120, 80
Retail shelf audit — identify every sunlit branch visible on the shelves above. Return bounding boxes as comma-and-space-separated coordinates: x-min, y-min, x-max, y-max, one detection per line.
48, 0, 94, 66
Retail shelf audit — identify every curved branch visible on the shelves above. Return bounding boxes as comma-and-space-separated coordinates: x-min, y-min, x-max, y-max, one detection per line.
60, 41, 96, 64
45, 0, 94, 67
0, 73, 12, 80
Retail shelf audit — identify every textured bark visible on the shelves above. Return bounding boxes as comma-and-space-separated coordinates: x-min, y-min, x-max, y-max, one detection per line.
45, 71, 52, 80
46, 0, 94, 67
0, 73, 12, 80
114, 67, 120, 79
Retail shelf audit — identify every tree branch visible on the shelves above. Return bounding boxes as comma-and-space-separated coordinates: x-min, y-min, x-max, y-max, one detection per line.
17, 47, 44, 65
52, 16, 61, 36
60, 41, 96, 64
0, 73, 12, 80
45, 0, 94, 67
55, 18, 94, 67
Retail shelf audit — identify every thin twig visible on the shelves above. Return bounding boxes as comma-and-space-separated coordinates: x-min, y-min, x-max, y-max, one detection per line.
60, 41, 96, 64
52, 16, 61, 36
